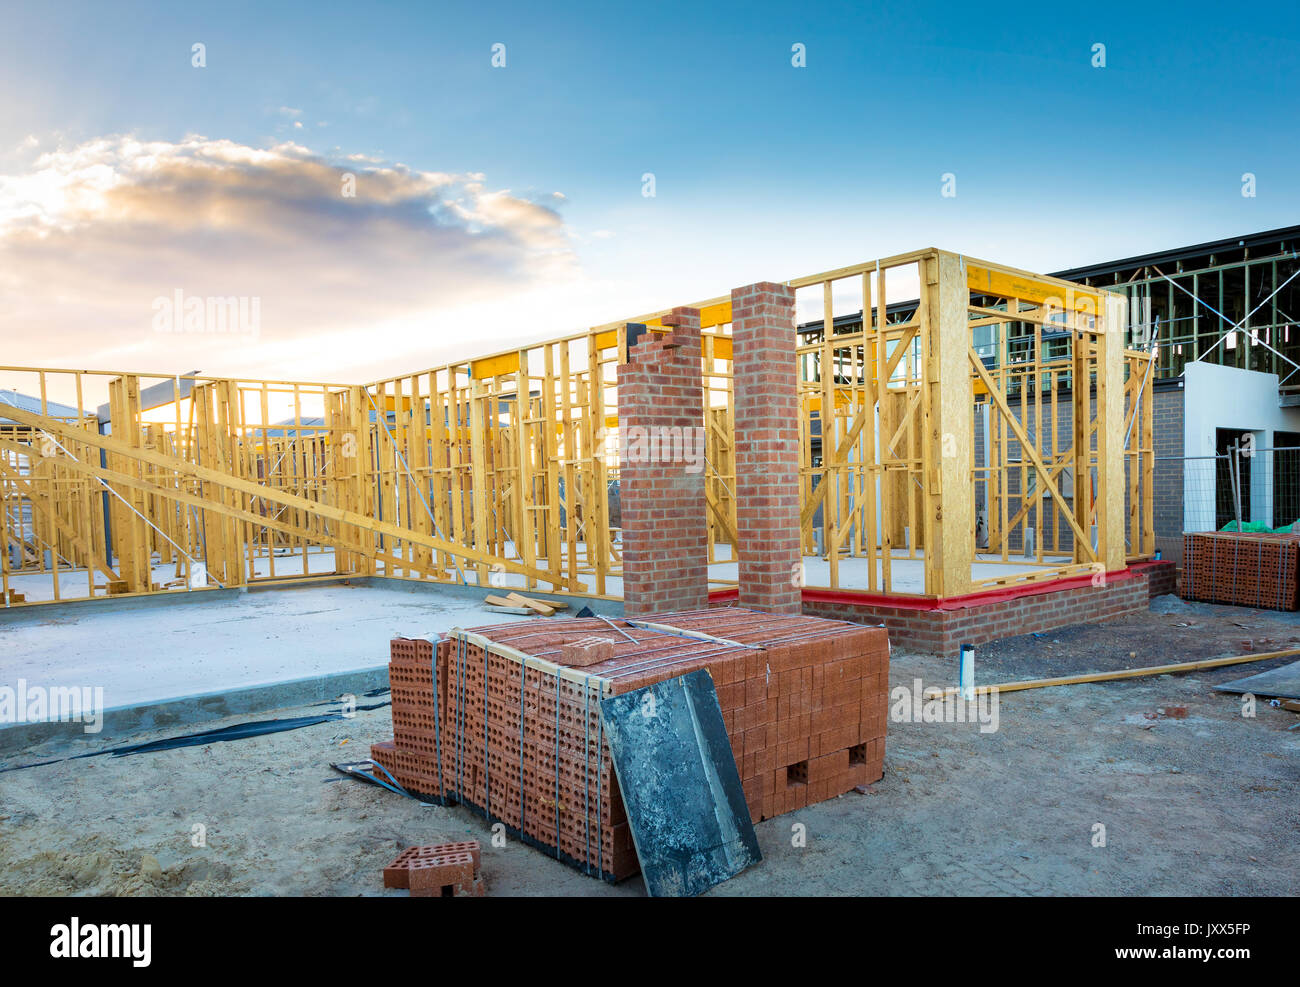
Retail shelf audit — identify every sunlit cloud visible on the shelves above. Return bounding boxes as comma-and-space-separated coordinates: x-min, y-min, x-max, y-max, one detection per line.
0, 134, 601, 381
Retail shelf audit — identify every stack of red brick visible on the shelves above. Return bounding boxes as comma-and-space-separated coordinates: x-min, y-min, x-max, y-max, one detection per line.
647, 609, 888, 815
383, 841, 485, 897
370, 637, 446, 800
369, 607, 889, 881
1182, 531, 1300, 611
441, 625, 636, 878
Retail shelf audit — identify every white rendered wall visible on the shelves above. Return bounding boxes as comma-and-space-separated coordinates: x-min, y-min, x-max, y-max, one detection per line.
1182, 362, 1300, 531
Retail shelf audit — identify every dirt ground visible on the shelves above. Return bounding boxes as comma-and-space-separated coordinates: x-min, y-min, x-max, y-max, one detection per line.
2, 596, 1297, 897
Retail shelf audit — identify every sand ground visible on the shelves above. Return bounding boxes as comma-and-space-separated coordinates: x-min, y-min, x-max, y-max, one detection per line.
1, 597, 1297, 896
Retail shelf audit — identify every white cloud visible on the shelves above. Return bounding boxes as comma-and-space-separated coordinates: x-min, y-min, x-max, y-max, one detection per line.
0, 134, 595, 380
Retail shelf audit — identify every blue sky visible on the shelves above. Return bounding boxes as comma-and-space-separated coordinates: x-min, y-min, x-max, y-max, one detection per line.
1, 0, 1297, 379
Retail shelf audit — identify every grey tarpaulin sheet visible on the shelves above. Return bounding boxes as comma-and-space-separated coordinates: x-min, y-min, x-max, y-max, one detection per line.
599, 668, 760, 897
1214, 659, 1300, 700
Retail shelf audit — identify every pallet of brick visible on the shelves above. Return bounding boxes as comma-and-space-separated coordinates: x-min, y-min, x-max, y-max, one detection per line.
429, 608, 889, 881
1182, 532, 1300, 611
1184, 531, 1299, 610
440, 619, 707, 881
369, 636, 451, 800
644, 609, 889, 815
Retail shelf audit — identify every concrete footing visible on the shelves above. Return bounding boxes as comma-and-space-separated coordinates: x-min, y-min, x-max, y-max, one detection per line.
0, 665, 390, 757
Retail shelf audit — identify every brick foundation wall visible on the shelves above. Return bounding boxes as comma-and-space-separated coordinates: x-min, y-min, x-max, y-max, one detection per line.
792, 569, 1152, 654
1133, 559, 1177, 598
732, 281, 801, 614
617, 308, 708, 615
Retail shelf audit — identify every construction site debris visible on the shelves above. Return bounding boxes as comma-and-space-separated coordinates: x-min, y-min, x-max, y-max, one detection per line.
507, 592, 559, 615
483, 592, 566, 616
1214, 657, 1300, 701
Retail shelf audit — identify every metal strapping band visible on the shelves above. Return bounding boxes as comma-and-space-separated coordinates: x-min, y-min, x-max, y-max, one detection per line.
519, 658, 527, 832
583, 678, 592, 874
595, 691, 604, 878
554, 676, 561, 859
456, 635, 465, 801
430, 638, 444, 802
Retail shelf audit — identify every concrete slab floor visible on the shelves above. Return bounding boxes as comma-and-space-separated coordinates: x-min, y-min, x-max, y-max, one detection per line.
7, 543, 1060, 602
706, 549, 1061, 594
3, 546, 340, 603
0, 581, 538, 713
1, 598, 1295, 896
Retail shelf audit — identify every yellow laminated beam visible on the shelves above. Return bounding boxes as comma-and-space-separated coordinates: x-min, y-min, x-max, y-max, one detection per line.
806, 386, 871, 414
967, 264, 1104, 319
470, 352, 521, 379
645, 300, 731, 330
699, 301, 732, 328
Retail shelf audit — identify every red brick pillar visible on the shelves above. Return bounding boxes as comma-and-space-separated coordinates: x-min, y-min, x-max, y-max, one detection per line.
617, 308, 708, 616
732, 282, 801, 614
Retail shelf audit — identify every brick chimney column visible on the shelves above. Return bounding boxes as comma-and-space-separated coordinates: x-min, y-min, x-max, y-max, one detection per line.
732, 282, 801, 614
616, 308, 708, 615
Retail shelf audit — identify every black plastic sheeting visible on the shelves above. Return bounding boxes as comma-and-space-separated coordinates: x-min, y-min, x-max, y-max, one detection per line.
109, 714, 338, 756
307, 687, 389, 708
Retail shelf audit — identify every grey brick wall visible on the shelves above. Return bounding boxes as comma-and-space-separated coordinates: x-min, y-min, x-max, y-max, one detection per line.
1152, 383, 1185, 562
972, 383, 1184, 560
974, 392, 1085, 555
